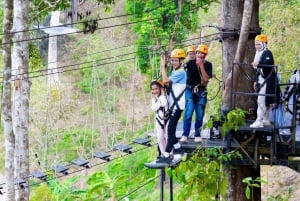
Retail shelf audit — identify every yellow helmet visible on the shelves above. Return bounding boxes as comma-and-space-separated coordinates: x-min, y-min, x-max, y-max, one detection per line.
171, 49, 186, 59
196, 44, 208, 54
255, 34, 268, 43
187, 45, 196, 52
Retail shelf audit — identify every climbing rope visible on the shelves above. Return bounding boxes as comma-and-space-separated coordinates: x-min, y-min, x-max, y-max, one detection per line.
207, 75, 222, 102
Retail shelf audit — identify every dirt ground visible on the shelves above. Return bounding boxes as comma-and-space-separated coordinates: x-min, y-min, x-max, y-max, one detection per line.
261, 165, 300, 200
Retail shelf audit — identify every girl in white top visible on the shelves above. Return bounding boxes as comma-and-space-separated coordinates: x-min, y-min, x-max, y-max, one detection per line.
150, 80, 168, 157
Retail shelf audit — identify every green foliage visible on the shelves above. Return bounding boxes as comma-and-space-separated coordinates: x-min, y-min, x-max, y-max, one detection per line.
95, 0, 116, 12
85, 171, 125, 200
125, 0, 214, 72
171, 147, 242, 201
206, 108, 247, 138
48, 128, 97, 162
78, 60, 130, 94
242, 177, 267, 201
30, 183, 55, 201
30, 176, 85, 201
85, 148, 157, 200
221, 108, 247, 134
29, 0, 70, 22
29, 42, 43, 71
48, 176, 85, 201
266, 187, 293, 201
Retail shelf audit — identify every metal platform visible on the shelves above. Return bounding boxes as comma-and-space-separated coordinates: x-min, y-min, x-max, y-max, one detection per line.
144, 159, 182, 169
146, 113, 300, 173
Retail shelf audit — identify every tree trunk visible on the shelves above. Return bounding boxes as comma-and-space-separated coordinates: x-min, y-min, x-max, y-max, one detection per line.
221, 0, 259, 114
221, 0, 261, 200
2, 0, 15, 200
12, 0, 31, 200
48, 11, 61, 86
226, 166, 261, 201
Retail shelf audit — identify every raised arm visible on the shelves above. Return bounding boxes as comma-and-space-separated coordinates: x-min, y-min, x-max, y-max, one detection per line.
161, 54, 171, 86
196, 57, 210, 82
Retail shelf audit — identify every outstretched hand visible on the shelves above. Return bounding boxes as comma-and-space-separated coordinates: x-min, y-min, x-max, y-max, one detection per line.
161, 51, 169, 68
160, 54, 166, 68
160, 52, 170, 86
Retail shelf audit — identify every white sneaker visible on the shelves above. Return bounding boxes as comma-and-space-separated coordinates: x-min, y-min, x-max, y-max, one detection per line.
194, 137, 202, 143
179, 136, 188, 143
250, 121, 264, 128
262, 120, 271, 126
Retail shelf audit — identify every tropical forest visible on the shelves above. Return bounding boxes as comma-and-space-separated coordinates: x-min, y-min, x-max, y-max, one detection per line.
0, 0, 299, 201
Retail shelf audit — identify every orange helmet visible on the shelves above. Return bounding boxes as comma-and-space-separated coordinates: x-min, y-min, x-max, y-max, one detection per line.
196, 44, 208, 54
171, 49, 186, 59
150, 79, 163, 89
255, 34, 268, 43
187, 45, 196, 52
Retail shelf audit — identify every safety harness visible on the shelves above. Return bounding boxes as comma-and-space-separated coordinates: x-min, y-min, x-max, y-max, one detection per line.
155, 85, 185, 129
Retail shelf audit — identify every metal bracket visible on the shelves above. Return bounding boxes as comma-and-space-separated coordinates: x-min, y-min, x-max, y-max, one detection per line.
53, 164, 69, 175
133, 138, 151, 146
93, 151, 111, 161
113, 144, 132, 154
31, 171, 47, 181
15, 178, 26, 189
71, 158, 90, 168
220, 27, 261, 41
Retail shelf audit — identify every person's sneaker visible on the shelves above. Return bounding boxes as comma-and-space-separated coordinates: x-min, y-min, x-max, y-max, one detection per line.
194, 137, 202, 143
262, 120, 271, 126
179, 136, 188, 143
173, 148, 186, 160
155, 156, 162, 162
249, 121, 264, 128
156, 156, 172, 164
173, 147, 185, 155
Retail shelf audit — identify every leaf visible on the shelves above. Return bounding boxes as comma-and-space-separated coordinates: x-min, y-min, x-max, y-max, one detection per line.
242, 177, 252, 184
245, 186, 251, 199
252, 183, 261, 188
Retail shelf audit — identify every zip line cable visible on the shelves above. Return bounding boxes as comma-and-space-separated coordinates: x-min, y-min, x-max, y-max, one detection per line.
1, 17, 161, 46
42, 32, 220, 67
25, 143, 152, 189
53, 44, 134, 63
1, 4, 219, 46
116, 174, 161, 201
1, 9, 186, 46
0, 33, 221, 81
1, 57, 135, 82
180, 32, 220, 44
0, 48, 137, 76
0, 3, 209, 38
0, 30, 218, 75
207, 76, 222, 102
0, 4, 166, 37
0, 9, 223, 78
0, 31, 219, 76
12, 145, 155, 192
